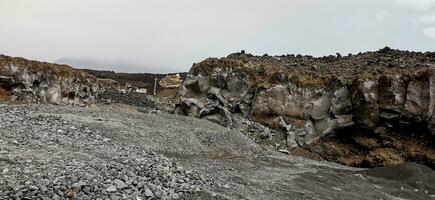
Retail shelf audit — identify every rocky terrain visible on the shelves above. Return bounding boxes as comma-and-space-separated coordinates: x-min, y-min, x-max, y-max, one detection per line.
174, 47, 435, 168
0, 55, 162, 111
0, 103, 434, 199
1, 50, 435, 199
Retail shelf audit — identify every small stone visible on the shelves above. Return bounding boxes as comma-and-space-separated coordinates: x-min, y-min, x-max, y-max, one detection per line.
222, 184, 230, 189
260, 128, 271, 139
40, 185, 48, 192
113, 179, 128, 190
66, 190, 76, 198
144, 188, 154, 197
72, 181, 85, 191
29, 185, 39, 190
52, 194, 61, 200
278, 149, 290, 154
312, 65, 320, 71
83, 186, 91, 194
2, 168, 9, 173
154, 190, 162, 198
374, 127, 387, 135
137, 181, 144, 189
106, 185, 117, 192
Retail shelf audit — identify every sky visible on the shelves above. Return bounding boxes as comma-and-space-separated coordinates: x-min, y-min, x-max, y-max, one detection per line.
0, 0, 434, 73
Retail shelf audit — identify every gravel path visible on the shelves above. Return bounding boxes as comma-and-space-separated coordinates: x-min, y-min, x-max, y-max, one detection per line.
0, 103, 433, 199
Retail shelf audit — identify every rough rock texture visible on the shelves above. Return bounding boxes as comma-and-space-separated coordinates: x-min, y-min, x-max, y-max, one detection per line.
1, 103, 434, 199
0, 103, 215, 199
159, 74, 183, 89
0, 55, 118, 106
0, 88, 10, 101
174, 48, 435, 168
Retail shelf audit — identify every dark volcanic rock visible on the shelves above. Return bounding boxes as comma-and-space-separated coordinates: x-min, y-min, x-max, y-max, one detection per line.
0, 55, 118, 106
174, 48, 435, 168
97, 91, 156, 108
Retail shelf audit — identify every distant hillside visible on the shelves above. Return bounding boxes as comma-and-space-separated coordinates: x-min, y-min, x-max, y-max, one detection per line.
82, 69, 188, 93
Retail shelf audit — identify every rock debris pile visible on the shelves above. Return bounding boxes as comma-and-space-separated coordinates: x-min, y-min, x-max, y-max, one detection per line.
0, 104, 209, 199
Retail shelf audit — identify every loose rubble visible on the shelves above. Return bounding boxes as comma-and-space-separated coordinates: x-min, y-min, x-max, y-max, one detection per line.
96, 91, 156, 109
0, 104, 209, 199
0, 103, 434, 199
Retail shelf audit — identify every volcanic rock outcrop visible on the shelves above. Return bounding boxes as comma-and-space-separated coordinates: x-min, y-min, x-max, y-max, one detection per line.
0, 55, 118, 106
174, 48, 435, 168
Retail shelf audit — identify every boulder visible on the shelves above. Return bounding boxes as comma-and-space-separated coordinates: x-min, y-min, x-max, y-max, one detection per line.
159, 74, 183, 88
251, 85, 313, 124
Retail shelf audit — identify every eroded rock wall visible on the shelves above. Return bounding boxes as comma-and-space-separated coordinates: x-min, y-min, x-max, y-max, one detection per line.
0, 55, 118, 105
174, 48, 435, 167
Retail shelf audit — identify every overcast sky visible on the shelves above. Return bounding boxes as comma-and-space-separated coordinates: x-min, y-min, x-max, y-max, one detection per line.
1, 0, 434, 73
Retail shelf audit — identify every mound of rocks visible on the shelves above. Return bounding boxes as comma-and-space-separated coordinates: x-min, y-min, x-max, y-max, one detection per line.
0, 104, 209, 199
174, 48, 435, 167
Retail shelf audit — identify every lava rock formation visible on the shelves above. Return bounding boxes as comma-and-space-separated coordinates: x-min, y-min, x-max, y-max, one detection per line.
174, 48, 435, 168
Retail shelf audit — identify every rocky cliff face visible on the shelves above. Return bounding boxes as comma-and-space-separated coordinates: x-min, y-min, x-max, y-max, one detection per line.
0, 55, 118, 106
174, 48, 435, 168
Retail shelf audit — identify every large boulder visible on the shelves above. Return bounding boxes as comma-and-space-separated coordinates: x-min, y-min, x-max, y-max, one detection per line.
159, 74, 183, 89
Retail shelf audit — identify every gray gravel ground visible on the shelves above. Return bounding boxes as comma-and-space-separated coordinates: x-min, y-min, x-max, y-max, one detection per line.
0, 103, 434, 199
